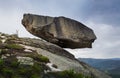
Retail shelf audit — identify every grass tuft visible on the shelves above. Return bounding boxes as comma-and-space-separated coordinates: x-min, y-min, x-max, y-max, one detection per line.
5, 44, 24, 50
26, 54, 50, 63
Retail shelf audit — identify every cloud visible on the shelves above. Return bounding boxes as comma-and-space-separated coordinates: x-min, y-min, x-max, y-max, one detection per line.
0, 0, 85, 37
0, 0, 120, 58
65, 0, 120, 58
75, 0, 120, 26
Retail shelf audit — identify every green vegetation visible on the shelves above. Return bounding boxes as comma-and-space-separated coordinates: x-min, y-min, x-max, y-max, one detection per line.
26, 54, 50, 63
34, 55, 49, 63
0, 58, 43, 78
2, 67, 14, 78
0, 49, 8, 55
0, 59, 4, 67
10, 60, 20, 68
0, 40, 2, 44
0, 57, 92, 78
60, 70, 92, 78
45, 70, 92, 78
5, 44, 24, 50
0, 33, 94, 78
0, 37, 49, 78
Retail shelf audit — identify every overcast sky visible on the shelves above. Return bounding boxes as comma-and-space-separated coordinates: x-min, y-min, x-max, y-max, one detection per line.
0, 0, 120, 58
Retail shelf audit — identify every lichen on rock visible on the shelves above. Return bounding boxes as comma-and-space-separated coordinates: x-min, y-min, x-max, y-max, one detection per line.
17, 56, 34, 65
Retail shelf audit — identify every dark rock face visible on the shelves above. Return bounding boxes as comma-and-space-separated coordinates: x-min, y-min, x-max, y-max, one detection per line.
22, 14, 96, 49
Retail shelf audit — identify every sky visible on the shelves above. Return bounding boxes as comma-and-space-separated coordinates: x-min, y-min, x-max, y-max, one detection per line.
0, 0, 120, 58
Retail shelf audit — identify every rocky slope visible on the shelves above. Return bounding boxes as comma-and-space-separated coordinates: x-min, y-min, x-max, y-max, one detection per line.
0, 32, 111, 78
22, 14, 96, 49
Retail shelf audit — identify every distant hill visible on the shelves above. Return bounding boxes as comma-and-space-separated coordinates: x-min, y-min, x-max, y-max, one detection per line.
78, 58, 120, 78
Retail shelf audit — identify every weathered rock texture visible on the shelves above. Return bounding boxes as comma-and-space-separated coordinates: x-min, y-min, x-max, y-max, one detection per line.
0, 32, 111, 78
22, 14, 96, 49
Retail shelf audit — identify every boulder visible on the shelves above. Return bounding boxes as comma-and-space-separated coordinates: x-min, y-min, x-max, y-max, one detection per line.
22, 14, 96, 49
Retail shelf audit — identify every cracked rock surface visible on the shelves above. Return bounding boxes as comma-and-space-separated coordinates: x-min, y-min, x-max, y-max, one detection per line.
22, 14, 97, 49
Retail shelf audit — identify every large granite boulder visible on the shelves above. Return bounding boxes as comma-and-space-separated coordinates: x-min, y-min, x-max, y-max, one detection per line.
22, 14, 96, 49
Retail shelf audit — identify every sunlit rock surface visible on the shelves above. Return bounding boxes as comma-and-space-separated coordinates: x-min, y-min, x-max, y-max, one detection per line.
22, 14, 96, 49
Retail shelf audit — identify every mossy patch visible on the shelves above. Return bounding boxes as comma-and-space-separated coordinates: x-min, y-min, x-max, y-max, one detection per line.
26, 54, 50, 63
5, 44, 24, 50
